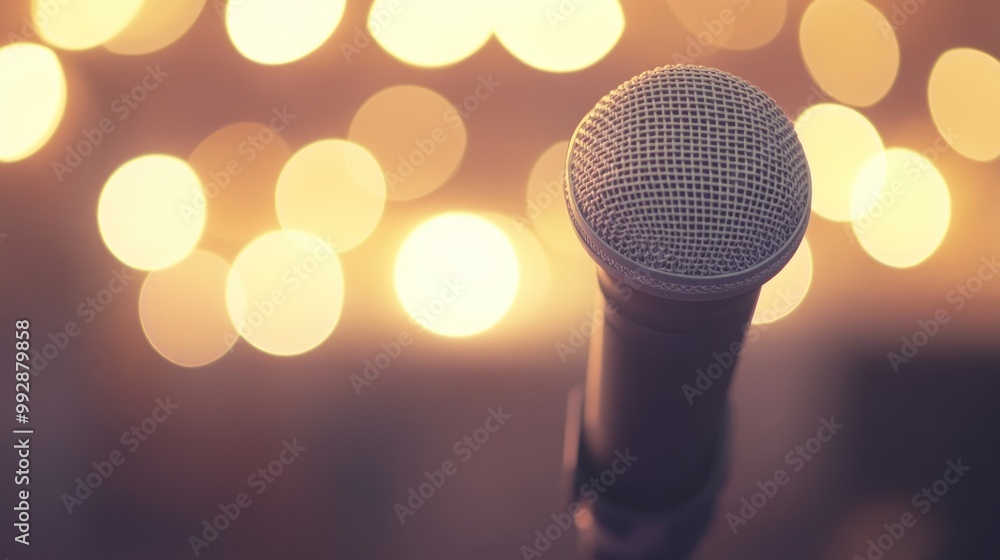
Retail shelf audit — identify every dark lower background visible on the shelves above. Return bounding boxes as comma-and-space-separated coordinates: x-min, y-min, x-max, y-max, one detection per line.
4, 294, 999, 559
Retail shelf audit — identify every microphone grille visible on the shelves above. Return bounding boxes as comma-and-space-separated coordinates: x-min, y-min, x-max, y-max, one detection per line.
566, 65, 811, 300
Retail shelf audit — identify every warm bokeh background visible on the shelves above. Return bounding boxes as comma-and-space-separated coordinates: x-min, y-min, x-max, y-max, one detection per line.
1, 0, 999, 558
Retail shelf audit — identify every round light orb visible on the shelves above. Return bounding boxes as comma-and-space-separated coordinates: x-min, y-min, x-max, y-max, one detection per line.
225, 0, 346, 65
32, 0, 145, 50
799, 0, 899, 107
187, 121, 292, 258
394, 213, 520, 337
98, 154, 206, 271
850, 148, 951, 268
928, 48, 1000, 162
349, 85, 467, 201
275, 139, 386, 252
795, 104, 886, 221
0, 43, 66, 163
104, 0, 206, 55
368, 0, 493, 67
226, 230, 345, 356
493, 0, 624, 72
752, 239, 813, 325
522, 140, 586, 257
139, 249, 237, 367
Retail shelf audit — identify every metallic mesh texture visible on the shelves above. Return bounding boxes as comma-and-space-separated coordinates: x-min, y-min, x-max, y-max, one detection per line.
566, 65, 810, 298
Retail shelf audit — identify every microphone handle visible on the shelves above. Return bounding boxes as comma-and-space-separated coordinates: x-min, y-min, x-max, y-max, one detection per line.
570, 269, 759, 559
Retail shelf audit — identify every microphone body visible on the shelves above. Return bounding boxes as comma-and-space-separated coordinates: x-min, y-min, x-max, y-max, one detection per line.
583, 269, 757, 508
569, 270, 758, 558
561, 65, 811, 559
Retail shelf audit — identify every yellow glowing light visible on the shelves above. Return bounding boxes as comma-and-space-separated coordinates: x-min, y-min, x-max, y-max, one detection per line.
188, 121, 291, 259
485, 212, 552, 322
523, 140, 586, 257
104, 0, 206, 55
368, 0, 492, 67
33, 0, 145, 50
493, 0, 624, 72
665, 0, 786, 52
139, 250, 237, 368
98, 155, 206, 271
349, 85, 467, 201
850, 148, 951, 268
226, 230, 345, 356
799, 0, 899, 107
752, 239, 813, 325
0, 43, 66, 163
395, 213, 520, 337
225, 0, 346, 65
795, 104, 885, 221
275, 139, 386, 253
928, 48, 1000, 162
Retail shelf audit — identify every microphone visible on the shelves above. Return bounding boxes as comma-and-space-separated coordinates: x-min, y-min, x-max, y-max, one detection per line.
562, 65, 811, 558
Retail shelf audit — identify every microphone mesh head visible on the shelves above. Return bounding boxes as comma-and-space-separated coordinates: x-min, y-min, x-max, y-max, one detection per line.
566, 65, 811, 300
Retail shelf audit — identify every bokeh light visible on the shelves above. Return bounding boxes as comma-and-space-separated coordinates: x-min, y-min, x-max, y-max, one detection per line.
225, 0, 346, 65
0, 43, 66, 163
493, 0, 624, 72
349, 85, 467, 201
98, 154, 206, 271
368, 0, 493, 67
665, 0, 786, 52
752, 239, 813, 325
523, 140, 586, 257
795, 104, 885, 221
275, 139, 386, 252
188, 121, 291, 259
32, 0, 145, 50
799, 0, 899, 107
226, 230, 345, 356
139, 249, 237, 367
928, 48, 1000, 162
395, 213, 520, 337
485, 212, 552, 323
850, 148, 952, 268
103, 0, 206, 55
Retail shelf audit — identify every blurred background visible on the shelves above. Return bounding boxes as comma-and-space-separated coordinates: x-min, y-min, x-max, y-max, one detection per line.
1, 0, 999, 558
